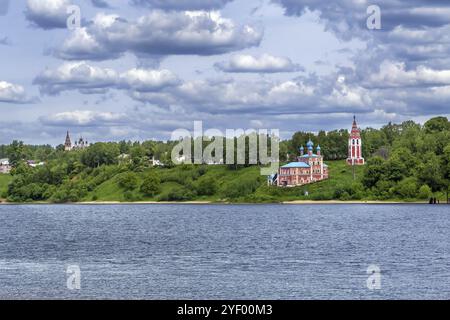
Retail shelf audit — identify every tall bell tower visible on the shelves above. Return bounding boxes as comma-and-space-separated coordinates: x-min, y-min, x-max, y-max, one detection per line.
346, 116, 365, 165
64, 131, 72, 151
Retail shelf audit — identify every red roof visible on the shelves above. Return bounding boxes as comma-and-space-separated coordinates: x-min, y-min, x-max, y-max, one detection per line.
350, 116, 361, 138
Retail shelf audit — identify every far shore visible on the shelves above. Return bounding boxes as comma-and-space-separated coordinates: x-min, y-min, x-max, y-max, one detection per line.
0, 199, 439, 205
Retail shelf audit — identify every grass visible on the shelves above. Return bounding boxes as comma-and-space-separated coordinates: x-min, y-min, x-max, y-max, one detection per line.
0, 174, 12, 199
81, 160, 367, 203
3, 160, 437, 203
85, 164, 263, 202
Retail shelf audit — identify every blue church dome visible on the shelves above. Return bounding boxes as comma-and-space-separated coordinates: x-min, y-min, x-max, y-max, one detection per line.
307, 139, 314, 150
317, 145, 321, 150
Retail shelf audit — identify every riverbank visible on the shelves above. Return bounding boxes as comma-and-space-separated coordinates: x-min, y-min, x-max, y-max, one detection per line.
0, 199, 439, 205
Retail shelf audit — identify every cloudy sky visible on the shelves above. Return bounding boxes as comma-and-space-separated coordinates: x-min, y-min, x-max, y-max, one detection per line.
0, 0, 449, 145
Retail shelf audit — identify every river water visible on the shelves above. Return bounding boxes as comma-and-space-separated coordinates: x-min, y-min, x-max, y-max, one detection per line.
0, 204, 448, 299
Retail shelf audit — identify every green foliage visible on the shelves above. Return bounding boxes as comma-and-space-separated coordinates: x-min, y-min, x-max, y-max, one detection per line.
418, 185, 432, 200
1, 116, 449, 203
140, 172, 161, 196
394, 177, 418, 199
417, 152, 446, 192
424, 117, 449, 134
221, 175, 262, 199
194, 175, 217, 196
81, 143, 120, 168
362, 157, 386, 188
158, 185, 195, 201
117, 172, 139, 191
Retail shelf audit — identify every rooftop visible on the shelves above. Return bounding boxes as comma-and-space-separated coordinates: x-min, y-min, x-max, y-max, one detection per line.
281, 162, 311, 168
299, 153, 319, 158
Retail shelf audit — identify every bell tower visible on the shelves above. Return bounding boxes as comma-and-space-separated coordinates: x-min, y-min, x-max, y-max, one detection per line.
346, 116, 365, 165
64, 131, 72, 151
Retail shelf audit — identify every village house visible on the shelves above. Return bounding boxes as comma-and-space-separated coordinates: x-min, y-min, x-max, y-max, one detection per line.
0, 158, 12, 174
277, 139, 329, 187
27, 160, 45, 168
151, 156, 164, 167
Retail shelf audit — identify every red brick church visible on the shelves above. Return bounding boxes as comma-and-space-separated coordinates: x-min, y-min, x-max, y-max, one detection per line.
277, 139, 329, 187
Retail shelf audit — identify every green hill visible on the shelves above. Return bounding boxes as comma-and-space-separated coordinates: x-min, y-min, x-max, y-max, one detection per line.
81, 160, 366, 203
2, 116, 448, 203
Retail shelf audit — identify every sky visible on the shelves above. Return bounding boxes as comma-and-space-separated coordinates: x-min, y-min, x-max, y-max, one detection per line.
0, 0, 449, 145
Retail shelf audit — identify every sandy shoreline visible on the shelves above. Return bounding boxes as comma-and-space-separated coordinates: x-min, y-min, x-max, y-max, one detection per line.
0, 199, 434, 205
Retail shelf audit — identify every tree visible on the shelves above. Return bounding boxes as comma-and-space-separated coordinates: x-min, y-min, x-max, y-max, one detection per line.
7, 140, 26, 166
195, 176, 217, 196
418, 185, 432, 200
424, 117, 449, 134
118, 172, 138, 191
81, 143, 120, 168
362, 157, 386, 188
395, 178, 418, 199
417, 152, 446, 192
140, 172, 161, 197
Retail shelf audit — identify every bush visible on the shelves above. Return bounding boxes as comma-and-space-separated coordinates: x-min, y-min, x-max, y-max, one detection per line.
418, 185, 432, 200
158, 185, 194, 201
395, 178, 418, 199
195, 176, 217, 196
50, 189, 69, 203
117, 172, 138, 191
140, 172, 161, 197
221, 176, 261, 199
123, 191, 135, 201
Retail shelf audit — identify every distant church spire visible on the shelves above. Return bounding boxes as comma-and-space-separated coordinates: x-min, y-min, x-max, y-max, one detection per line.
64, 131, 72, 151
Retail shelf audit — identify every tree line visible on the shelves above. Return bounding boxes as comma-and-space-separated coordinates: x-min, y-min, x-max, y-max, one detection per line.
0, 116, 449, 202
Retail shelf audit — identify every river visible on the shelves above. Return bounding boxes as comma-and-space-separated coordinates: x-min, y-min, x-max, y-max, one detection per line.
0, 204, 448, 299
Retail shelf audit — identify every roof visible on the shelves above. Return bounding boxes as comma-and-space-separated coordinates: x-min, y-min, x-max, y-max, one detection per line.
281, 162, 310, 168
299, 153, 319, 158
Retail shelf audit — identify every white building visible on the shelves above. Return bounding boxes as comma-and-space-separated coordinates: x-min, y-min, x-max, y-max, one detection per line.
0, 158, 11, 174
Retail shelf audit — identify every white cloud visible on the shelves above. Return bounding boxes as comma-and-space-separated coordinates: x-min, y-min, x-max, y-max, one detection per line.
119, 69, 180, 92
41, 110, 127, 126
367, 60, 450, 88
57, 11, 263, 60
0, 81, 37, 104
34, 62, 180, 95
131, 0, 233, 11
25, 0, 72, 29
215, 54, 302, 73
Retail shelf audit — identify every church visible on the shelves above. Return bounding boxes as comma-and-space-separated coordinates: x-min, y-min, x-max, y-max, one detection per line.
273, 117, 365, 187
64, 131, 89, 151
277, 139, 329, 187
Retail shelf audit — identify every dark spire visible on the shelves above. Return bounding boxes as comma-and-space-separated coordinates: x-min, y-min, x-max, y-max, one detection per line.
65, 131, 71, 145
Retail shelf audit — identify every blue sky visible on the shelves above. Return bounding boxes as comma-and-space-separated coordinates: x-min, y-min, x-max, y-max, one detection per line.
0, 0, 449, 145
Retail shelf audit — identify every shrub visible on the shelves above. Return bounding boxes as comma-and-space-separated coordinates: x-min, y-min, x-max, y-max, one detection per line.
117, 172, 138, 191
418, 185, 432, 200
221, 176, 261, 199
140, 172, 161, 197
395, 178, 418, 199
195, 176, 217, 196
158, 185, 194, 201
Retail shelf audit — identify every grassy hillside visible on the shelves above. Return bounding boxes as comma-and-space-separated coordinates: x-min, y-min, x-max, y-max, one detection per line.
0, 174, 12, 199
3, 160, 437, 203
81, 161, 368, 203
